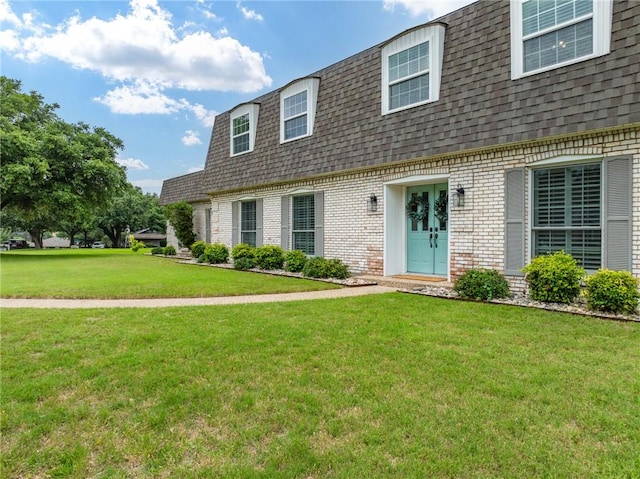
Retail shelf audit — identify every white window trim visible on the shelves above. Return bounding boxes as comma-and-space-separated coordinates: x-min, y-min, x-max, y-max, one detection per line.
230, 103, 259, 156
510, 0, 613, 80
280, 77, 320, 144
381, 23, 445, 115
527, 155, 604, 269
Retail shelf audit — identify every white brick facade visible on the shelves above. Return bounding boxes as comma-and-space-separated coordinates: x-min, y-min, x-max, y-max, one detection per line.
190, 127, 639, 288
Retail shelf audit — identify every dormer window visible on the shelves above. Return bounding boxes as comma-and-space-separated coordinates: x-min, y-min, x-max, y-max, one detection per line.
381, 24, 445, 115
280, 77, 320, 143
230, 103, 259, 156
510, 0, 612, 79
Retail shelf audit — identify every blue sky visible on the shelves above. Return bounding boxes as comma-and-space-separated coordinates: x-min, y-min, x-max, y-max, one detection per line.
1, 0, 474, 194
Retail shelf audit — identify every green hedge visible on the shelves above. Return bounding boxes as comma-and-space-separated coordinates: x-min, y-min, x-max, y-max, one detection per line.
522, 251, 584, 304
453, 268, 512, 301
585, 269, 639, 315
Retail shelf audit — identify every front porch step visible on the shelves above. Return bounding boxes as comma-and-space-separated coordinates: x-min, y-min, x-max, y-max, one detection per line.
356, 275, 453, 290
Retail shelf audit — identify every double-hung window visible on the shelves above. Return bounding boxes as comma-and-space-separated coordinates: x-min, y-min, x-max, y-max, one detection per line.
232, 114, 250, 154
283, 91, 308, 140
279, 78, 320, 143
381, 24, 445, 115
533, 163, 601, 270
510, 0, 612, 79
292, 195, 315, 255
230, 103, 259, 156
241, 200, 257, 247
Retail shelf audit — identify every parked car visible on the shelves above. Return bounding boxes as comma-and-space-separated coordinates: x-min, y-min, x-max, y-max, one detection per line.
8, 239, 29, 249
91, 241, 105, 249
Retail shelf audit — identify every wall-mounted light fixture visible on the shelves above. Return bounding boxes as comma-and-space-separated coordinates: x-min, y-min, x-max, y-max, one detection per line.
455, 184, 465, 207
368, 193, 378, 212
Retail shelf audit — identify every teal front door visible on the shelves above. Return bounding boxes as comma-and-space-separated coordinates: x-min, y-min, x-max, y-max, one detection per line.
406, 184, 448, 275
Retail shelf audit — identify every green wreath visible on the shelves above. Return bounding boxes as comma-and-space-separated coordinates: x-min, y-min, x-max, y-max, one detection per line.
406, 195, 429, 222
434, 194, 448, 222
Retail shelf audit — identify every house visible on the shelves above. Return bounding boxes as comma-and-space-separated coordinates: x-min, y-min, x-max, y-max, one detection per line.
160, 0, 639, 288
132, 228, 167, 248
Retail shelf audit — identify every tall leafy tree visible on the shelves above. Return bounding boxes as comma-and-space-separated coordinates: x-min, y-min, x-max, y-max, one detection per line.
0, 77, 127, 247
164, 201, 196, 248
97, 184, 166, 247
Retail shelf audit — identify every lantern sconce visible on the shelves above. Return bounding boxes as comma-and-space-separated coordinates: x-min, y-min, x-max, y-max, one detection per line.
455, 184, 465, 207
368, 193, 378, 212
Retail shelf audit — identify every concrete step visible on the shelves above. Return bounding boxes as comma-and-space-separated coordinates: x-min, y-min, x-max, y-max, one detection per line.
355, 275, 453, 290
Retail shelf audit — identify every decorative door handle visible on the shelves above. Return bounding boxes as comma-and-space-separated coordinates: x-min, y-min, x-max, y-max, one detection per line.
434, 232, 438, 248
429, 233, 433, 248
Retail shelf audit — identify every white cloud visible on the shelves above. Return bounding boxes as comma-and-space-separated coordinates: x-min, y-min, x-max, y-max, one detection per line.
93, 79, 217, 122
2, 0, 272, 112
182, 130, 202, 146
383, 0, 475, 18
238, 5, 264, 22
187, 166, 204, 173
188, 103, 217, 127
116, 157, 150, 170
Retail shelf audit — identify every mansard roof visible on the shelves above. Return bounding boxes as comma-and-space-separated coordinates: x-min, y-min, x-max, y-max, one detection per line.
196, 0, 639, 195
159, 170, 206, 206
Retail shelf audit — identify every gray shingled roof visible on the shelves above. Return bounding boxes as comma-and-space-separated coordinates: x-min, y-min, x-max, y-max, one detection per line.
159, 170, 206, 206
186, 0, 639, 196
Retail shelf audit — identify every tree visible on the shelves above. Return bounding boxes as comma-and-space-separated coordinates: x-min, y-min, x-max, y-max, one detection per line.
97, 184, 166, 248
164, 201, 196, 248
0, 77, 127, 247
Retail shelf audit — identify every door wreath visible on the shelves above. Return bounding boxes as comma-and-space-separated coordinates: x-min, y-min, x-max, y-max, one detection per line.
434, 194, 448, 222
406, 195, 429, 222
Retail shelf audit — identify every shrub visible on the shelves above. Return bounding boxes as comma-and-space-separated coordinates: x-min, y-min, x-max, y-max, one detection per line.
150, 246, 165, 255
285, 250, 308, 273
303, 257, 350, 279
522, 251, 584, 304
190, 240, 207, 259
585, 269, 640, 315
255, 245, 285, 270
231, 243, 256, 270
164, 245, 177, 256
164, 201, 196, 248
453, 268, 512, 301
129, 235, 146, 253
203, 243, 229, 264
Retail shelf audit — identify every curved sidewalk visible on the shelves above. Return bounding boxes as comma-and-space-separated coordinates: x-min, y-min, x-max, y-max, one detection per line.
0, 285, 396, 309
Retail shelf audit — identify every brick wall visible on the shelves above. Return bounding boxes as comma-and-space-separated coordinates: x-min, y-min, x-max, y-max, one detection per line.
204, 127, 639, 287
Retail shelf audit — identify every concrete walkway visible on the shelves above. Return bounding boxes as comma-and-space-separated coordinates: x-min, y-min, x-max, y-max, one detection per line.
0, 285, 397, 309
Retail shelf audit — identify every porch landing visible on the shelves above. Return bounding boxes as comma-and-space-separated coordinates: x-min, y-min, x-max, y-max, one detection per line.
356, 275, 453, 290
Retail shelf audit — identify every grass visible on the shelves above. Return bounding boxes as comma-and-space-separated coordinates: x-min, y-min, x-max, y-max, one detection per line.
0, 248, 338, 298
2, 294, 639, 478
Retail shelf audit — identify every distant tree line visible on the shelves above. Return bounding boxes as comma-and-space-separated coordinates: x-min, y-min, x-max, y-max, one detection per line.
0, 76, 165, 247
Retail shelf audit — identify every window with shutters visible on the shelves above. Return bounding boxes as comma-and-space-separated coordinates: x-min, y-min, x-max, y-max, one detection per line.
241, 200, 257, 247
510, 0, 612, 79
292, 194, 315, 255
532, 163, 601, 269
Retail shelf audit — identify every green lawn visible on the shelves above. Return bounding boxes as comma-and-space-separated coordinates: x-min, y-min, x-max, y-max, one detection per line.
0, 248, 338, 298
2, 294, 639, 478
